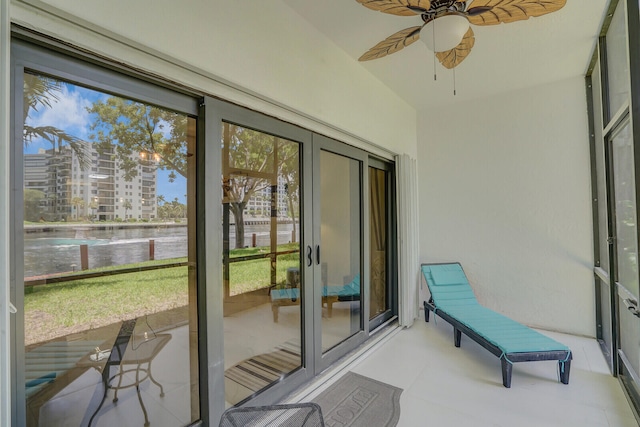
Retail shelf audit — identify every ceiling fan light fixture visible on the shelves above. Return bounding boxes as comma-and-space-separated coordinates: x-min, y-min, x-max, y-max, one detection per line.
421, 14, 469, 52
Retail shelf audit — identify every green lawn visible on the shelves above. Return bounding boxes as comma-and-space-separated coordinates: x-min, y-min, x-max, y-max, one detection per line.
229, 243, 300, 295
25, 244, 301, 344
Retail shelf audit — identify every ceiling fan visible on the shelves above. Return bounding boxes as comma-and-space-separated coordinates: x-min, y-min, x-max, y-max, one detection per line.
357, 0, 567, 69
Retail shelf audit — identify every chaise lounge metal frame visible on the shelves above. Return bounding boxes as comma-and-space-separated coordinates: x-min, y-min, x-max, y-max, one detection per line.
421, 262, 572, 388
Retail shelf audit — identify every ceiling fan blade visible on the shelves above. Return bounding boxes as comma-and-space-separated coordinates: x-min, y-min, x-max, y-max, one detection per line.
467, 0, 566, 25
359, 26, 423, 61
466, 6, 492, 16
435, 27, 475, 69
355, 0, 431, 16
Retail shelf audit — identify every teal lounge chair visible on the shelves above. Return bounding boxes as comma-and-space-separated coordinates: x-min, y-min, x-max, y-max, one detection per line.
271, 274, 360, 322
421, 263, 572, 388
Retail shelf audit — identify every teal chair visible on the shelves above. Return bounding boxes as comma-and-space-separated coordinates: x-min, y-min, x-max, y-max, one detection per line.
422, 263, 572, 388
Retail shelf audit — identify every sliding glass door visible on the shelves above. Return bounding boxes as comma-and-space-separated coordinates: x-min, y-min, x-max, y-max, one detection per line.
588, 0, 640, 418
313, 136, 367, 372
208, 99, 313, 409
368, 159, 396, 330
12, 41, 202, 427
610, 119, 640, 404
10, 36, 399, 426
221, 120, 305, 406
209, 100, 394, 407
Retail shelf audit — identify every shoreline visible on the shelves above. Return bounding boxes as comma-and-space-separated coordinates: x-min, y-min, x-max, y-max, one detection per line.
24, 218, 297, 233
23, 221, 188, 233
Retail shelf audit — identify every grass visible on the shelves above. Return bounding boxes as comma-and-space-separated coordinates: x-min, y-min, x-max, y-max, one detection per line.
25, 265, 188, 345
229, 243, 300, 295
25, 243, 301, 344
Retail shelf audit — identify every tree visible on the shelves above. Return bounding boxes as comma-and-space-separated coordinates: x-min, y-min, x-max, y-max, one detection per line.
70, 197, 85, 220
157, 198, 185, 221
223, 124, 299, 248
169, 198, 186, 219
24, 189, 45, 222
278, 144, 300, 242
87, 97, 188, 182
89, 198, 98, 220
23, 74, 89, 169
224, 125, 271, 248
122, 199, 132, 219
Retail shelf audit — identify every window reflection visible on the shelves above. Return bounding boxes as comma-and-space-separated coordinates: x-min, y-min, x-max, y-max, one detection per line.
320, 151, 362, 352
369, 167, 388, 320
612, 122, 639, 300
221, 122, 302, 405
22, 73, 199, 426
606, 1, 630, 121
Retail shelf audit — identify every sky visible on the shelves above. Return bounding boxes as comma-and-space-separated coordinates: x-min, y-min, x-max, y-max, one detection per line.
24, 78, 187, 204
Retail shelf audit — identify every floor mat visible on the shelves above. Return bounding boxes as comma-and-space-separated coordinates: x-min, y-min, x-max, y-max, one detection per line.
224, 342, 301, 405
312, 372, 402, 427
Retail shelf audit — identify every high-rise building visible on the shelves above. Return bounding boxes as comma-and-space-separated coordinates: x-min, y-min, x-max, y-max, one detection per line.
24, 145, 158, 221
243, 176, 291, 218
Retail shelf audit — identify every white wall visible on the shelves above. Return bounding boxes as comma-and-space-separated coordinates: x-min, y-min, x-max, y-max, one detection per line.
11, 0, 417, 158
418, 77, 595, 337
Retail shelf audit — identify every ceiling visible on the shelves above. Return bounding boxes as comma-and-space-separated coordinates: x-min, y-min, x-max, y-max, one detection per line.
283, 0, 609, 111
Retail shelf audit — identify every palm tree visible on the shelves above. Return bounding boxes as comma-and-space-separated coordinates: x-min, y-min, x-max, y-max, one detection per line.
70, 197, 85, 220
122, 199, 132, 219
89, 198, 98, 220
23, 74, 89, 169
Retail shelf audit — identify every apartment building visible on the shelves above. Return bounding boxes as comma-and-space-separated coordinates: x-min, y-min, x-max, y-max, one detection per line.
24, 145, 157, 221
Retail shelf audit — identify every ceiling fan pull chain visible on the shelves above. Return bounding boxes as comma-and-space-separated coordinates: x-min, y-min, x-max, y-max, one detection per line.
433, 56, 437, 81
433, 20, 437, 81
453, 66, 457, 96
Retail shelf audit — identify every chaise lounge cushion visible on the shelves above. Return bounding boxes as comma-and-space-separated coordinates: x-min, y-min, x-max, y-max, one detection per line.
423, 264, 570, 356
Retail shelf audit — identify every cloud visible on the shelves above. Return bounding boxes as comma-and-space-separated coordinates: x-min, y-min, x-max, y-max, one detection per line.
26, 83, 94, 140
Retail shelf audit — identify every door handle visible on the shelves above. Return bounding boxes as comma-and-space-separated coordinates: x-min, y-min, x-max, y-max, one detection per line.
624, 298, 640, 318
9, 302, 17, 314
316, 245, 320, 265
307, 245, 313, 267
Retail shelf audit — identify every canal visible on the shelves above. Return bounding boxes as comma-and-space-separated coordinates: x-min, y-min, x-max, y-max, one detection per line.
23, 222, 299, 278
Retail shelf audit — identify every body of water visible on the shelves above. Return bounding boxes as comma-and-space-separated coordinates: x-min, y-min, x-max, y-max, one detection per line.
24, 222, 299, 278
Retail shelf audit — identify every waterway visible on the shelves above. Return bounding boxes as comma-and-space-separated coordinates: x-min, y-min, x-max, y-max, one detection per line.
23, 222, 299, 278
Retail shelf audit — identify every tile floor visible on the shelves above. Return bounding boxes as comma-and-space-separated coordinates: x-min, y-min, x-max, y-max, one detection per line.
31, 306, 639, 426
294, 312, 638, 427
34, 324, 197, 427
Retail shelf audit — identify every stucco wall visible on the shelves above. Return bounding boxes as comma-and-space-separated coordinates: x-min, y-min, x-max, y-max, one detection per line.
418, 77, 595, 337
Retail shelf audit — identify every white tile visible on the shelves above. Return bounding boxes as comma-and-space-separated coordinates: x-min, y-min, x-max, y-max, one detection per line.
33, 304, 639, 427
605, 408, 639, 427
396, 394, 500, 427
296, 319, 638, 427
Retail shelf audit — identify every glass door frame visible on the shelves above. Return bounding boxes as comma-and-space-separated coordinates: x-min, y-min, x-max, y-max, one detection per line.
311, 134, 369, 373
587, 0, 640, 419
9, 31, 401, 425
204, 97, 316, 413
368, 157, 398, 331
619, 0, 640, 410
10, 36, 207, 426
206, 98, 399, 406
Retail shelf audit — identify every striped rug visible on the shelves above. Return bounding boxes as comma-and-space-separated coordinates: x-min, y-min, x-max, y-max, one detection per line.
225, 341, 301, 405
